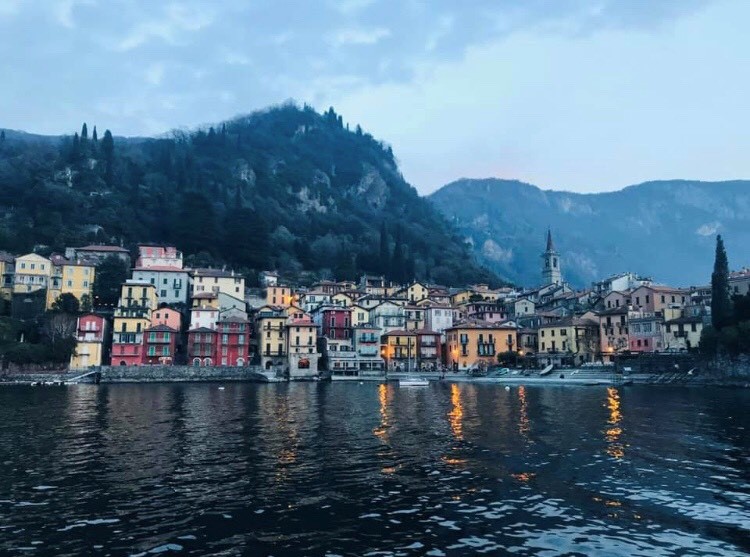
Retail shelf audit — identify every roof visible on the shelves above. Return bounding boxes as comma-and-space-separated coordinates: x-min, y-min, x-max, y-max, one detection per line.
382, 329, 417, 336
188, 327, 217, 333
190, 268, 241, 278
76, 245, 129, 253
133, 266, 187, 272
193, 292, 218, 299
0, 251, 15, 263
218, 316, 249, 323
665, 316, 704, 325
546, 228, 556, 252
445, 319, 517, 331
145, 324, 177, 332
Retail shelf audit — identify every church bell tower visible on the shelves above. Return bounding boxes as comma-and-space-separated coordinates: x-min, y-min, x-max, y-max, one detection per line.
541, 229, 562, 286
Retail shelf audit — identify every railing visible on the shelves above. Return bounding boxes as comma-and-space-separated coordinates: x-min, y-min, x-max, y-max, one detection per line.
358, 335, 378, 343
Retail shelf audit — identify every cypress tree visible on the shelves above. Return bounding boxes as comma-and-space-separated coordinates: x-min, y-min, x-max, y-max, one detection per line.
102, 129, 114, 186
0, 130, 5, 143
92, 126, 98, 143
711, 234, 732, 329
81, 123, 88, 141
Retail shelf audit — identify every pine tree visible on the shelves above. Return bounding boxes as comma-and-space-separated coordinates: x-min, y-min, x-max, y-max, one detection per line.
711, 234, 732, 329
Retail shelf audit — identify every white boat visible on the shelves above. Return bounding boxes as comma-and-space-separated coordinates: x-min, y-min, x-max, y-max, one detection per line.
398, 376, 429, 387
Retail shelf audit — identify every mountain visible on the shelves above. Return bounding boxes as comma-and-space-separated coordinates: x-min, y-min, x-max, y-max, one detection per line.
429, 178, 750, 287
0, 104, 497, 287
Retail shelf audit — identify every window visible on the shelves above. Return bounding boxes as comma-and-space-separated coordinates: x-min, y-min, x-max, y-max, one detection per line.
149, 332, 156, 342
67, 280, 73, 287
83, 281, 88, 288
161, 290, 167, 297
162, 346, 170, 355
222, 334, 229, 344
164, 332, 170, 341
148, 346, 156, 356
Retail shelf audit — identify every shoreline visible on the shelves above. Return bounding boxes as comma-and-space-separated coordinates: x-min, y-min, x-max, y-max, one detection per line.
1, 368, 749, 388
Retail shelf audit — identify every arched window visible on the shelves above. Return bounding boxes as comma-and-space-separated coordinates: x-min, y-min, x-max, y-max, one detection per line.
119, 360, 126, 366
193, 358, 201, 366
236, 358, 244, 366
203, 358, 212, 366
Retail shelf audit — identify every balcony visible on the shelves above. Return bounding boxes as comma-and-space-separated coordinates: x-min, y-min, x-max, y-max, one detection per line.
358, 335, 378, 343
262, 350, 285, 357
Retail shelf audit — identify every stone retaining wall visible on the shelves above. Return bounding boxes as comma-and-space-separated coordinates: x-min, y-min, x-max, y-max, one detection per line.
1, 365, 280, 384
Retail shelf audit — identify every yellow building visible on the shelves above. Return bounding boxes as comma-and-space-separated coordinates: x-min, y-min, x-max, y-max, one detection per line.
13, 253, 52, 294
450, 289, 473, 307
404, 305, 425, 330
350, 304, 370, 327
265, 285, 295, 307
445, 320, 518, 371
0, 252, 15, 301
255, 306, 287, 371
285, 316, 319, 378
48, 256, 96, 309
191, 268, 245, 299
111, 281, 158, 365
664, 315, 704, 352
538, 314, 600, 366
381, 330, 417, 371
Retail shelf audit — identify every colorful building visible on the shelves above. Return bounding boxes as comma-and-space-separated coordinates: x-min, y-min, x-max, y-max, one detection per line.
598, 307, 629, 362
255, 306, 287, 372
48, 255, 96, 309
110, 281, 158, 366
285, 316, 319, 378
143, 325, 178, 364
191, 268, 245, 299
538, 314, 600, 366
187, 328, 217, 366
445, 320, 518, 371
13, 253, 52, 294
216, 317, 250, 366
70, 314, 108, 369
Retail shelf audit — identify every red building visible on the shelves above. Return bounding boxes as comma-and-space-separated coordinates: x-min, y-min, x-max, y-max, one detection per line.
318, 307, 351, 340
188, 327, 217, 366
143, 324, 178, 364
216, 317, 250, 366
414, 329, 442, 370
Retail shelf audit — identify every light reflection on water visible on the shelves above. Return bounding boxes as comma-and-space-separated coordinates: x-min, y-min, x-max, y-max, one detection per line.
0, 383, 748, 556
605, 386, 625, 460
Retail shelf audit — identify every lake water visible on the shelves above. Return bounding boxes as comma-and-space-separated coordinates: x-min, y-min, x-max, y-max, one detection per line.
0, 382, 748, 556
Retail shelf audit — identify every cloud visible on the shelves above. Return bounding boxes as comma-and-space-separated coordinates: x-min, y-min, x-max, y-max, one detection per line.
144, 62, 165, 86
115, 3, 214, 51
696, 223, 721, 236
330, 26, 390, 46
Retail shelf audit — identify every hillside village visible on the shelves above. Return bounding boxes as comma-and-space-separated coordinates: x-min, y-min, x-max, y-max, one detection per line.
2, 229, 747, 378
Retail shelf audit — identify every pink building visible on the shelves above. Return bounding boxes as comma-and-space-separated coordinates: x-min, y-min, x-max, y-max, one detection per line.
135, 244, 183, 269
627, 311, 664, 353
630, 285, 688, 313
151, 307, 182, 330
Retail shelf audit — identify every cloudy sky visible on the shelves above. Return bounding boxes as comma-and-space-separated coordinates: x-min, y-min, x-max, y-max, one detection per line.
1, 0, 748, 194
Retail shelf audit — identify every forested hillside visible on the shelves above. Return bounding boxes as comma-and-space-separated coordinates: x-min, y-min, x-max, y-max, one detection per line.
0, 104, 497, 286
